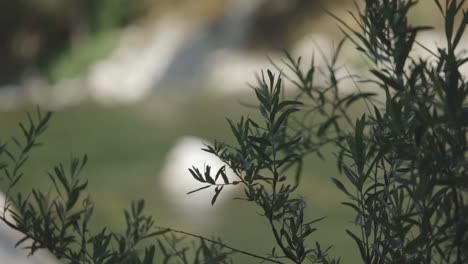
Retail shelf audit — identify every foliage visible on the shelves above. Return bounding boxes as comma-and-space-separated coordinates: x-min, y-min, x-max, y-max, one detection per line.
0, 0, 467, 263
47, 32, 117, 83
45, 0, 146, 83
0, 109, 235, 264
328, 0, 468, 262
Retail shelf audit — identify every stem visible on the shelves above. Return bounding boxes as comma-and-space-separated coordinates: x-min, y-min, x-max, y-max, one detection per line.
268, 217, 298, 263
268, 117, 298, 263
156, 226, 284, 264
161, 233, 188, 264
0, 215, 78, 262
450, 186, 461, 263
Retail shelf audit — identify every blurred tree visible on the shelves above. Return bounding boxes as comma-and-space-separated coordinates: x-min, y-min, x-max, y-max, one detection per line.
0, 0, 145, 86
248, 0, 348, 50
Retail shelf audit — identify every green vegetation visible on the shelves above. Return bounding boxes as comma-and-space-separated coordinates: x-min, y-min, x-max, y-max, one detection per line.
46, 0, 146, 82
0, 95, 360, 262
0, 0, 467, 263
0, 0, 146, 84
47, 33, 117, 82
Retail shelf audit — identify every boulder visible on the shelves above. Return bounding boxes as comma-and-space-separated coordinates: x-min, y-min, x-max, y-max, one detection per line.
158, 136, 237, 225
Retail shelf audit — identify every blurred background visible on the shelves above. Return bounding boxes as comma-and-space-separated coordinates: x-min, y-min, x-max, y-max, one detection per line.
0, 0, 455, 263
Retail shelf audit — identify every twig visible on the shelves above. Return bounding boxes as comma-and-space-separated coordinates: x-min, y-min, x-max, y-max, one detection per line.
156, 226, 284, 264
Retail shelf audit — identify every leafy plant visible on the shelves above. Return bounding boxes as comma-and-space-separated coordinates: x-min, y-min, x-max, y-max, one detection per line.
0, 108, 238, 264
329, 0, 468, 263
190, 0, 467, 263
1, 0, 467, 263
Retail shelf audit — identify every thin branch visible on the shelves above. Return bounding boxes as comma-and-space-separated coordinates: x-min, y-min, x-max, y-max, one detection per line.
156, 226, 284, 264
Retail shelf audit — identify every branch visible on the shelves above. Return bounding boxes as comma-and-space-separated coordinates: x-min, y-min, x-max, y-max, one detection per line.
156, 226, 284, 264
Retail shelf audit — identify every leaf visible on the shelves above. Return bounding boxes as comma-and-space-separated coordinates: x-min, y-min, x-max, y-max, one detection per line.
67, 189, 80, 210
226, 118, 242, 143
204, 166, 216, 184
404, 234, 426, 253
277, 136, 301, 150
342, 202, 361, 213
305, 216, 327, 226
276, 100, 303, 111
259, 105, 268, 120
318, 116, 340, 136
432, 0, 443, 14
143, 229, 170, 239
331, 177, 351, 196
453, 11, 468, 49
345, 92, 377, 107
54, 165, 70, 193
445, 0, 457, 42
354, 115, 366, 175
254, 88, 270, 111
249, 136, 270, 146
342, 165, 358, 187
277, 153, 299, 168
346, 230, 367, 261
211, 185, 224, 205
216, 166, 229, 184
187, 185, 211, 195
14, 236, 30, 249
371, 69, 402, 91
301, 225, 317, 239
272, 108, 299, 134
189, 167, 204, 182
143, 245, 156, 264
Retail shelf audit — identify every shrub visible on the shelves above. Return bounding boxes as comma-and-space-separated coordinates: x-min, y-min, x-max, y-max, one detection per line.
0, 0, 467, 263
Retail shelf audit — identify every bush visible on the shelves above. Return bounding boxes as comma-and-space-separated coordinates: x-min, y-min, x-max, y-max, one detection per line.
1, 0, 467, 263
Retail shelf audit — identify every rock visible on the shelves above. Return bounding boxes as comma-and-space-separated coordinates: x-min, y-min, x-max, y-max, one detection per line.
155, 0, 266, 90
205, 49, 280, 94
205, 33, 363, 95
88, 15, 194, 104
158, 136, 237, 225
0, 85, 24, 110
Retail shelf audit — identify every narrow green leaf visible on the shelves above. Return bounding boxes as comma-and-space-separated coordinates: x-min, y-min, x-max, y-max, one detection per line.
187, 185, 211, 195
211, 185, 224, 205
346, 230, 367, 261
331, 177, 351, 196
